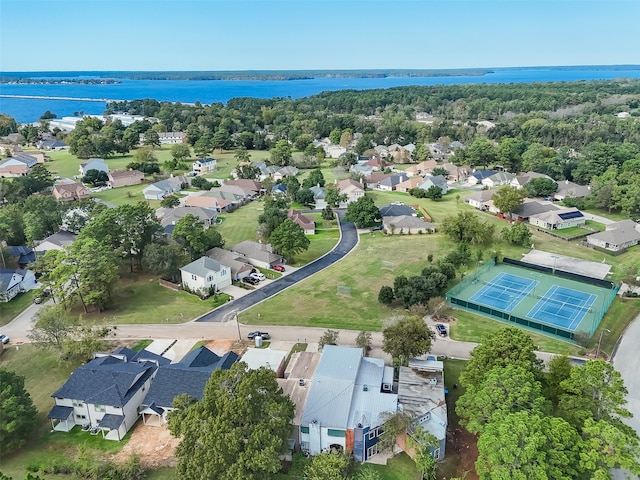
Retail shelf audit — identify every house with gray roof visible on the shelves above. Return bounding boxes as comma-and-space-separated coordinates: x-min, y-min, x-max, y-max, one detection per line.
510, 171, 550, 189
382, 216, 435, 235
143, 175, 189, 200
482, 171, 516, 188
180, 256, 232, 297
140, 347, 239, 426
377, 173, 409, 191
79, 158, 108, 176
34, 231, 78, 253
230, 240, 284, 269
37, 139, 68, 151
467, 169, 496, 185
299, 346, 397, 462
586, 220, 640, 253
554, 180, 591, 201
379, 204, 416, 218
418, 175, 448, 194
310, 185, 327, 209
529, 207, 585, 230
156, 206, 217, 233
510, 201, 559, 222
465, 190, 495, 211
206, 247, 253, 281
48, 347, 169, 440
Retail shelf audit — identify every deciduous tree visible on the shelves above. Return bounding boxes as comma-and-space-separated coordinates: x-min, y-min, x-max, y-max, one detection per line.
172, 214, 224, 260
82, 169, 108, 186
441, 211, 494, 245
492, 185, 526, 218
142, 242, 187, 282
344, 196, 381, 228
167, 362, 294, 480
0, 369, 38, 453
270, 140, 292, 166
502, 222, 532, 246
28, 305, 74, 351
382, 316, 434, 366
269, 218, 310, 263
304, 452, 350, 480
318, 329, 339, 351
170, 143, 191, 162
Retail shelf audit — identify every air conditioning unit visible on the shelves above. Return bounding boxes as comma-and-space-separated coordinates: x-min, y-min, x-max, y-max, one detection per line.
299, 378, 305, 386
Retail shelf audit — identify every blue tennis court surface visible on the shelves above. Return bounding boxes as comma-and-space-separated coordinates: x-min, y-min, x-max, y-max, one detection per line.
527, 285, 597, 331
470, 272, 538, 312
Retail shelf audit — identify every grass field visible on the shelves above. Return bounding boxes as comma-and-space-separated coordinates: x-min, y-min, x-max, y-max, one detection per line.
0, 289, 38, 326
70, 274, 217, 324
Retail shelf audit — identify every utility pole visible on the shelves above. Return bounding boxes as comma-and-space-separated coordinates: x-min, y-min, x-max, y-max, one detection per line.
235, 310, 241, 342
596, 328, 611, 359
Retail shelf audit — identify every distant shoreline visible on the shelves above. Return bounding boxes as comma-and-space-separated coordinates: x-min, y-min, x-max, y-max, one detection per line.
1, 65, 638, 83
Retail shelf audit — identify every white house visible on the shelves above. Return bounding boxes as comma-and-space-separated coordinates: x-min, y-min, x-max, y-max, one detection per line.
48, 348, 168, 440
586, 220, 640, 253
180, 256, 232, 297
0, 270, 23, 302
143, 176, 188, 200
418, 175, 449, 194
482, 171, 516, 188
529, 208, 586, 230
193, 157, 217, 174
465, 190, 495, 211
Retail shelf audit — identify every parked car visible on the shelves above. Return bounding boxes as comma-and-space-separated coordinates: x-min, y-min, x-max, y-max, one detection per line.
0, 334, 10, 345
435, 324, 447, 337
33, 286, 52, 304
250, 272, 266, 281
369, 224, 383, 232
242, 276, 259, 285
272, 265, 285, 272
247, 331, 270, 340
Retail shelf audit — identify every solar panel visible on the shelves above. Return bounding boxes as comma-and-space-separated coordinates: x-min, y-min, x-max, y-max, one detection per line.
558, 211, 584, 220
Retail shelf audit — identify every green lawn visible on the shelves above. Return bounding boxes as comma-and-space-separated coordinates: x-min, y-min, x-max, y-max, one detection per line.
585, 219, 606, 231
216, 203, 263, 246
71, 275, 217, 325
449, 309, 580, 356
203, 149, 271, 181
586, 298, 640, 356
291, 228, 341, 267
534, 225, 592, 239
0, 290, 38, 326
91, 183, 161, 209
582, 208, 629, 222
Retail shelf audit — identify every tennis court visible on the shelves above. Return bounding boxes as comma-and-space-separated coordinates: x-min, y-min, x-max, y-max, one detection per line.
527, 286, 597, 331
446, 258, 618, 341
470, 272, 538, 312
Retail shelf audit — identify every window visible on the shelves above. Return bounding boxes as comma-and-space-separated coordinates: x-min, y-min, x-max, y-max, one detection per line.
300, 426, 309, 434
191, 274, 197, 280
433, 447, 440, 460
367, 444, 379, 458
327, 429, 346, 438
72, 400, 84, 407
368, 429, 378, 440
76, 414, 87, 420
95, 404, 106, 412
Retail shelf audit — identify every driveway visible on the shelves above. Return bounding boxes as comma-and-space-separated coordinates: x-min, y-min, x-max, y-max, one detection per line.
1, 299, 52, 344
196, 214, 359, 322
612, 312, 640, 435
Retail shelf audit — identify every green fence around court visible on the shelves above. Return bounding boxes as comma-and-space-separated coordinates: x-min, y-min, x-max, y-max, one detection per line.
445, 258, 618, 342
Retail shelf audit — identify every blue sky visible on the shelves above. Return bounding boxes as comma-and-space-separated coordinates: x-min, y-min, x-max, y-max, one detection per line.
1, 0, 638, 71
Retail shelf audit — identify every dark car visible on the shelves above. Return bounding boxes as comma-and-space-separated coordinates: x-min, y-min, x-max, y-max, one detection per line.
435, 324, 447, 337
369, 224, 383, 232
272, 265, 285, 272
242, 276, 259, 285
247, 331, 270, 340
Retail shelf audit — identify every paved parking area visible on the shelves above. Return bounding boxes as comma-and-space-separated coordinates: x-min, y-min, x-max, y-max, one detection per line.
521, 250, 612, 279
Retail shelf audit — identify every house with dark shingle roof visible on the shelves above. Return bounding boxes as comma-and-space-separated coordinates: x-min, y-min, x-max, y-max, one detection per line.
230, 240, 284, 269
379, 204, 416, 218
466, 170, 496, 185
180, 256, 232, 297
48, 347, 169, 440
140, 347, 239, 426
418, 175, 448, 194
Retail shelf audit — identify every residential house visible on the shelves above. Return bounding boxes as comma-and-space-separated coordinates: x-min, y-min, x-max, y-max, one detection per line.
271, 183, 288, 196
337, 179, 365, 203
467, 170, 496, 185
396, 177, 424, 193
373, 145, 390, 158
52, 182, 91, 202
180, 257, 232, 297
192, 157, 217, 174
218, 184, 257, 201
34, 231, 78, 253
206, 247, 253, 281
37, 139, 68, 151
509, 201, 558, 222
310, 186, 327, 209
510, 171, 551, 189
405, 160, 438, 177
273, 166, 299, 181
379, 204, 416, 218
157, 206, 217, 234
350, 163, 374, 177
107, 170, 144, 188
241, 348, 288, 378
0, 270, 23, 302
554, 180, 591, 201
229, 240, 284, 269
277, 352, 321, 451
140, 347, 238, 426
48, 347, 169, 440
143, 175, 189, 200
0, 268, 38, 301
383, 216, 435, 235
157, 132, 186, 144
377, 173, 409, 191
79, 158, 109, 176
529, 208, 586, 230
465, 190, 495, 211
22, 151, 46, 164
184, 195, 233, 213
299, 346, 397, 461
325, 145, 347, 159
288, 210, 316, 235
482, 171, 516, 188
441, 162, 470, 182
418, 175, 448, 194
586, 220, 640, 254
396, 359, 447, 461
364, 172, 392, 190
0, 154, 37, 177
224, 179, 264, 196
365, 157, 388, 172
6, 246, 37, 268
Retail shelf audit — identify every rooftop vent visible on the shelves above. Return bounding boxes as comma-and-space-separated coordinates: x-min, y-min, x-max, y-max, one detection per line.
299, 378, 305, 386
363, 384, 368, 392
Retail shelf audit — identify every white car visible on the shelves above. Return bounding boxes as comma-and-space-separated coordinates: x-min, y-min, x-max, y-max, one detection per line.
250, 272, 266, 281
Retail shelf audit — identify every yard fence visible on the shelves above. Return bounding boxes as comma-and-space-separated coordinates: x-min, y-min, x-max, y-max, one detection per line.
158, 279, 182, 291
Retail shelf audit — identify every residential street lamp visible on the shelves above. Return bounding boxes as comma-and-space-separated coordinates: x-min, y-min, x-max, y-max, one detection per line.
596, 328, 611, 359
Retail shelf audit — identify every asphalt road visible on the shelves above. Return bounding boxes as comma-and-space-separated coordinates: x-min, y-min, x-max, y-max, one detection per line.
196, 216, 359, 322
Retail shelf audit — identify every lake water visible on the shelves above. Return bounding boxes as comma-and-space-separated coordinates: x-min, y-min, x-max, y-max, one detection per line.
2, 67, 640, 123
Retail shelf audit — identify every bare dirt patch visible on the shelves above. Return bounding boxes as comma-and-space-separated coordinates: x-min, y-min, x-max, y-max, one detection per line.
113, 422, 180, 468
204, 338, 246, 355
440, 427, 479, 480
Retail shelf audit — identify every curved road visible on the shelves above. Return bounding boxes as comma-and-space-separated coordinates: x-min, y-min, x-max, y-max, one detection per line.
196, 216, 358, 322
